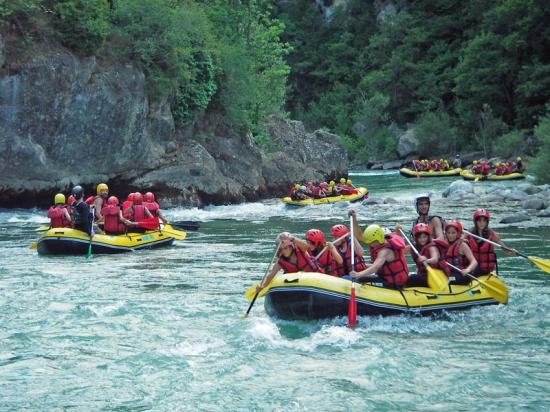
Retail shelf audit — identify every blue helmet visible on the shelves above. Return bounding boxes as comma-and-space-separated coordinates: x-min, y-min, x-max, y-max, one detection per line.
71, 185, 84, 199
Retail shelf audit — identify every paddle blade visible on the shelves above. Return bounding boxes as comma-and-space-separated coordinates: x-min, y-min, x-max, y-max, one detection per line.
528, 256, 550, 274
30, 242, 37, 249
160, 225, 186, 240
482, 277, 508, 304
426, 266, 449, 291
87, 242, 93, 259
34, 225, 50, 231
244, 283, 270, 301
348, 283, 357, 328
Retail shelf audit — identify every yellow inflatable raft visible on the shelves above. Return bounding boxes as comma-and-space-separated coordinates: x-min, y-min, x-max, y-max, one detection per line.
35, 225, 185, 255
256, 271, 507, 320
281, 186, 368, 206
399, 167, 462, 178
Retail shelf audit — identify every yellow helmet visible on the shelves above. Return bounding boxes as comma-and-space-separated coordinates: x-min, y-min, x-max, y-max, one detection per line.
96, 183, 109, 195
363, 224, 385, 245
329, 180, 335, 186
346, 179, 352, 185
294, 183, 300, 190
340, 178, 346, 184
517, 156, 522, 161
54, 193, 66, 205
473, 160, 478, 165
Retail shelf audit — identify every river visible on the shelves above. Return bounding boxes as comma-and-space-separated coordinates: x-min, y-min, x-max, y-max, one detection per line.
1, 170, 549, 411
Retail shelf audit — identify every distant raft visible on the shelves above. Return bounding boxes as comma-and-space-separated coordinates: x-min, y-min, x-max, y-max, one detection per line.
255, 271, 507, 320
34, 225, 184, 255
399, 167, 462, 178
281, 186, 368, 206
460, 169, 526, 181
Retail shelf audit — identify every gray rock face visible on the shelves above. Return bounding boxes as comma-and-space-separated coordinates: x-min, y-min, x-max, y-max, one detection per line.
0, 51, 347, 208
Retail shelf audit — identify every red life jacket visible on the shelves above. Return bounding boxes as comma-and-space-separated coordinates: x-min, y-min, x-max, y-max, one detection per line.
47, 206, 70, 228
313, 247, 334, 275
145, 201, 160, 217
415, 238, 451, 276
468, 230, 497, 273
85, 195, 96, 205
445, 239, 469, 270
277, 245, 319, 273
122, 200, 133, 218
369, 234, 409, 286
131, 204, 146, 222
334, 238, 367, 277
101, 205, 125, 234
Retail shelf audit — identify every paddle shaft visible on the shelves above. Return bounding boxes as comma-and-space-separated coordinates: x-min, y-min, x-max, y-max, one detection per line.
244, 243, 281, 317
464, 230, 519, 254
445, 261, 507, 303
315, 233, 349, 259
348, 215, 357, 328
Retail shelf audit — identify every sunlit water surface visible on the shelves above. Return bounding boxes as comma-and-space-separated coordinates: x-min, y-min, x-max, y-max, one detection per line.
1, 171, 549, 411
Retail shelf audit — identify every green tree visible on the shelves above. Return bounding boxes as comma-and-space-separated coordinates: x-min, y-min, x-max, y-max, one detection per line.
51, 0, 110, 56
530, 113, 550, 183
108, 0, 218, 124
204, 0, 290, 132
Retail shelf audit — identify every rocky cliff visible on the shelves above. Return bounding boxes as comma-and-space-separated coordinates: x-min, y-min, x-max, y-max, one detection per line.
0, 37, 347, 208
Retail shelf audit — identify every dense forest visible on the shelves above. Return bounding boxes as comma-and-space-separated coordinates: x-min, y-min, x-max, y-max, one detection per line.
1, 0, 549, 182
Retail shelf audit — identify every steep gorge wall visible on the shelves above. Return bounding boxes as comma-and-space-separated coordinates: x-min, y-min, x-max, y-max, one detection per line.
0, 36, 348, 208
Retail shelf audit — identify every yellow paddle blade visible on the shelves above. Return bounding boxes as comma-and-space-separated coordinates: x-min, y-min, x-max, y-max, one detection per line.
160, 225, 186, 240
244, 283, 270, 301
528, 256, 550, 274
481, 277, 508, 304
426, 266, 449, 291
34, 226, 50, 231
29, 242, 37, 249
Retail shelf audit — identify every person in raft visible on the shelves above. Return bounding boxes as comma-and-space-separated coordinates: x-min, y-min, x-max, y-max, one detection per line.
144, 191, 168, 225
348, 211, 409, 289
404, 223, 450, 287
98, 196, 136, 235
256, 232, 320, 291
443, 219, 478, 284
70, 185, 93, 236
47, 193, 72, 228
466, 209, 517, 276
291, 228, 343, 276
330, 221, 367, 277
412, 194, 445, 240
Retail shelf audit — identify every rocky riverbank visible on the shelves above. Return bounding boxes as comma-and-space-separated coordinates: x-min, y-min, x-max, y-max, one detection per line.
0, 45, 348, 209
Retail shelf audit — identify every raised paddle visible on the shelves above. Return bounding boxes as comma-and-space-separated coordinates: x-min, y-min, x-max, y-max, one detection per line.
398, 228, 449, 291
464, 230, 550, 274
243, 243, 281, 318
445, 262, 508, 304
348, 215, 357, 328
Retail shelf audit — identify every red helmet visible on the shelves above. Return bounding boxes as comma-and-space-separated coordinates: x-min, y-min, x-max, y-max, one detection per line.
107, 196, 119, 206
473, 209, 490, 222
133, 192, 143, 205
144, 192, 155, 203
127, 193, 135, 202
445, 219, 463, 234
413, 223, 431, 237
305, 229, 325, 246
330, 224, 349, 238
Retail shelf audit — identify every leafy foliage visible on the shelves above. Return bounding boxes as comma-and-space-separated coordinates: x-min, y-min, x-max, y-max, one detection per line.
50, 0, 110, 56
530, 112, 550, 183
